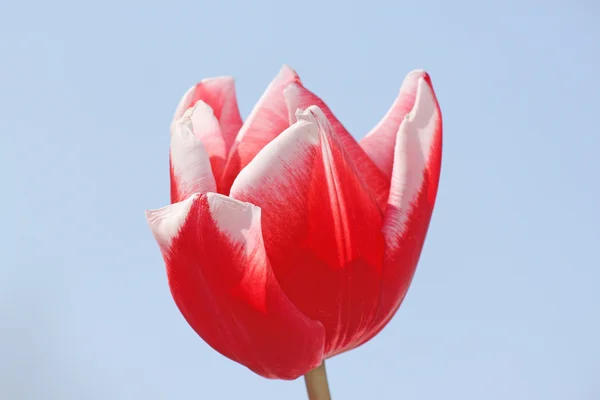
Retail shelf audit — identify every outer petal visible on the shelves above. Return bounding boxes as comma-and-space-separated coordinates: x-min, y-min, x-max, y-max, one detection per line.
146, 193, 325, 379
173, 76, 243, 157
354, 74, 442, 348
230, 107, 385, 357
169, 116, 217, 203
360, 70, 427, 177
220, 65, 300, 194
284, 82, 390, 210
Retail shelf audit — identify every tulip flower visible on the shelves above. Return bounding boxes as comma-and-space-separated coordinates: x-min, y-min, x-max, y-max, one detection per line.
146, 65, 442, 398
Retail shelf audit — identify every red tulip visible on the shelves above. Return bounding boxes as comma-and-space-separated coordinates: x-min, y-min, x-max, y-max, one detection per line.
146, 66, 442, 380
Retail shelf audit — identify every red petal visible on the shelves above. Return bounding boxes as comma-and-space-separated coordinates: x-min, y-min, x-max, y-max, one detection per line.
230, 107, 385, 356
173, 77, 243, 156
220, 65, 300, 194
169, 115, 217, 203
284, 82, 390, 211
146, 193, 325, 379
354, 73, 442, 348
360, 70, 426, 178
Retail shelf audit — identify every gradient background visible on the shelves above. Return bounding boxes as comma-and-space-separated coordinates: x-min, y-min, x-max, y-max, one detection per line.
1, 0, 598, 399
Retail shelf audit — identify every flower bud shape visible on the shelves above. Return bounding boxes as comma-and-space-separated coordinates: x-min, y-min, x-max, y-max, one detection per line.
146, 66, 442, 379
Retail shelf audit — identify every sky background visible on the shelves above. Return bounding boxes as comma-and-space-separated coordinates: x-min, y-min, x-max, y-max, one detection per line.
1, 0, 599, 399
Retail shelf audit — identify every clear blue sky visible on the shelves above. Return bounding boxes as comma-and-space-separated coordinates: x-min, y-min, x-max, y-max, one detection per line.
1, 0, 598, 399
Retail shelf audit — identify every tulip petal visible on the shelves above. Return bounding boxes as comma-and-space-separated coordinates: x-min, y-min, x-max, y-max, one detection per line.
284, 82, 390, 210
360, 70, 427, 177
170, 116, 217, 203
182, 100, 229, 193
220, 65, 301, 194
146, 193, 326, 379
354, 74, 442, 348
230, 107, 385, 356
173, 76, 243, 157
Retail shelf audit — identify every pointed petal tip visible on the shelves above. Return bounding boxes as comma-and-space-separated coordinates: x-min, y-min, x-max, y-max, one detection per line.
404, 77, 438, 126
404, 69, 434, 89
292, 107, 323, 144
295, 105, 328, 124
406, 68, 428, 77
278, 64, 301, 83
198, 76, 238, 96
398, 69, 430, 89
298, 106, 336, 139
180, 99, 215, 122
284, 84, 336, 129
146, 194, 201, 248
360, 69, 439, 177
200, 75, 235, 84
398, 70, 429, 92
280, 63, 298, 74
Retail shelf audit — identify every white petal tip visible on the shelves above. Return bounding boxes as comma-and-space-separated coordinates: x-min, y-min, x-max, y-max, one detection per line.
296, 105, 327, 124
281, 64, 298, 75
181, 100, 215, 121
406, 69, 427, 77
146, 194, 201, 248
206, 193, 261, 243
201, 76, 235, 84
397, 70, 429, 96
404, 78, 436, 125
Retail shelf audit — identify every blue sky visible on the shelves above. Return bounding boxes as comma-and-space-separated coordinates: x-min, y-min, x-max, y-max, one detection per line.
1, 0, 598, 399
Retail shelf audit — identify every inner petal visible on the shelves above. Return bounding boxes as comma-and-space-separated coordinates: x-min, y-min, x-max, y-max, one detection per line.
284, 82, 391, 211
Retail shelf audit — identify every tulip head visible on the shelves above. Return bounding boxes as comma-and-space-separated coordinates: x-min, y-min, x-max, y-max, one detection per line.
147, 66, 442, 379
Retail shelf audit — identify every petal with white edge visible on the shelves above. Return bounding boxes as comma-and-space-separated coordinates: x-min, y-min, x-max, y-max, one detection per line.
172, 77, 243, 155
169, 117, 217, 203
360, 70, 428, 177
181, 101, 228, 190
354, 75, 442, 349
231, 106, 385, 357
283, 81, 390, 211
145, 193, 325, 379
220, 65, 301, 194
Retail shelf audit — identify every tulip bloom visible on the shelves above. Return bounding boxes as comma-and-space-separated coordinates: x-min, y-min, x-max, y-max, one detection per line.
146, 66, 442, 380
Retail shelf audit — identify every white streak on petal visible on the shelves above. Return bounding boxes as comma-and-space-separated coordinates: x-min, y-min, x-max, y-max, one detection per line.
385, 77, 440, 240
363, 70, 424, 141
361, 70, 426, 176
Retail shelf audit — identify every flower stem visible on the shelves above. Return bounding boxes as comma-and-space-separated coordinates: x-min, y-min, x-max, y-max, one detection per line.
304, 362, 332, 400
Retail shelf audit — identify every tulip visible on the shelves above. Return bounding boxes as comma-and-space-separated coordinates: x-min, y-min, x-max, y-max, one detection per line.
146, 65, 442, 396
